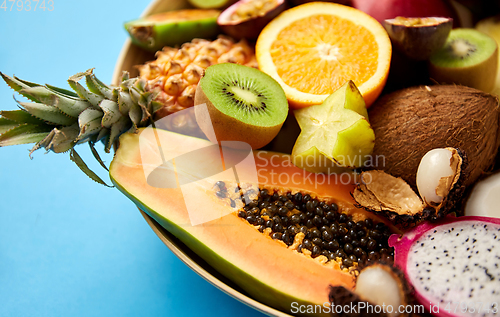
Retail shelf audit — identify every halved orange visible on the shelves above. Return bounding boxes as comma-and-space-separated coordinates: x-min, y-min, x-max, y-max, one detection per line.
256, 2, 392, 109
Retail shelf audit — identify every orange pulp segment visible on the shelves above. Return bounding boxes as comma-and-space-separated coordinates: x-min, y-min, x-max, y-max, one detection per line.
256, 3, 392, 109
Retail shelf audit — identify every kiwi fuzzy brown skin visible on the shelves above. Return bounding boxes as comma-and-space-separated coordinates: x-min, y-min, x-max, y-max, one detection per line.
368, 85, 500, 191
194, 82, 285, 150
194, 85, 282, 149
193, 63, 288, 150
261, 110, 301, 154
429, 53, 498, 92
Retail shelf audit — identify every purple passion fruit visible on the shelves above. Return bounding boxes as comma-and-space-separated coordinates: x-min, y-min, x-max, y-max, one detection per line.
217, 0, 287, 40
384, 17, 453, 60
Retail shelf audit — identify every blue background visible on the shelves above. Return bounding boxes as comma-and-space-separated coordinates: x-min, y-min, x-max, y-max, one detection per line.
0, 1, 263, 316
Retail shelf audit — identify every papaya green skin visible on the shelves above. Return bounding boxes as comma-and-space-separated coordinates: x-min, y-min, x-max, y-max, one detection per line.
110, 179, 318, 315
124, 12, 220, 52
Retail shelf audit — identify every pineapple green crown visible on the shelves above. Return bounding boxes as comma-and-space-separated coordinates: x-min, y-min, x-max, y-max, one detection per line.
0, 69, 162, 185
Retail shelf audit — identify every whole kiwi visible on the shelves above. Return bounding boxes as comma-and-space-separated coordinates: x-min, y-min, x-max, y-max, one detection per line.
368, 84, 500, 189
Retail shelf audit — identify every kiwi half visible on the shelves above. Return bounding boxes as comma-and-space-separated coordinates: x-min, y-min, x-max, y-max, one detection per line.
429, 28, 498, 92
194, 63, 288, 149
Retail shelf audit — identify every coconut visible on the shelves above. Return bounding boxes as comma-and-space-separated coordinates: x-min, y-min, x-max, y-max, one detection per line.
368, 85, 500, 189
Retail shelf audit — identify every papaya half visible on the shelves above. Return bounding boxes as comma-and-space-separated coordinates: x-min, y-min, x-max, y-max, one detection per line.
109, 128, 398, 316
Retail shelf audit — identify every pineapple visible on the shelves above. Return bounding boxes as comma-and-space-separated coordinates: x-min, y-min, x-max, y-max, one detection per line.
0, 69, 156, 155
139, 35, 257, 137
0, 36, 258, 183
0, 69, 161, 185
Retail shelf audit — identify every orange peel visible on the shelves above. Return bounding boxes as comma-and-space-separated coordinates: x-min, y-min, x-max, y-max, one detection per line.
256, 2, 392, 108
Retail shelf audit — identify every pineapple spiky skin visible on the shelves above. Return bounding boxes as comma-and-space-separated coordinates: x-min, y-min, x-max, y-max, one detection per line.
0, 37, 259, 182
0, 69, 161, 156
0, 69, 165, 185
138, 35, 258, 137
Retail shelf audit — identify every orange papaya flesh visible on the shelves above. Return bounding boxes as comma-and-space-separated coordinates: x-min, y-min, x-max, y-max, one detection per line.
109, 128, 398, 315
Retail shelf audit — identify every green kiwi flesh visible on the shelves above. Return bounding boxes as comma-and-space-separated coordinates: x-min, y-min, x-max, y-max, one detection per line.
194, 63, 288, 149
429, 28, 498, 92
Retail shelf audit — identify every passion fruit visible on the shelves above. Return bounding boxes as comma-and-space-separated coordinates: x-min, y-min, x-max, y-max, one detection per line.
352, 0, 460, 27
217, 0, 287, 40
384, 17, 453, 60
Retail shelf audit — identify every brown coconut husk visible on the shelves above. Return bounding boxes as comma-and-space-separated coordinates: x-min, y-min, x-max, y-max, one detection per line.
368, 85, 500, 190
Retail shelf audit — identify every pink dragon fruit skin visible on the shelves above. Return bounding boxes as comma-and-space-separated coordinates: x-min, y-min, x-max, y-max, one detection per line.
389, 216, 500, 317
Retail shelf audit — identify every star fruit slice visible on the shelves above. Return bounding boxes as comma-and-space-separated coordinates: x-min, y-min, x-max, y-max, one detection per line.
291, 80, 375, 174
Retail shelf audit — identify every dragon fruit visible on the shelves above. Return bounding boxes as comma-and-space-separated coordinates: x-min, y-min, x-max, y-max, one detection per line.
389, 216, 500, 317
